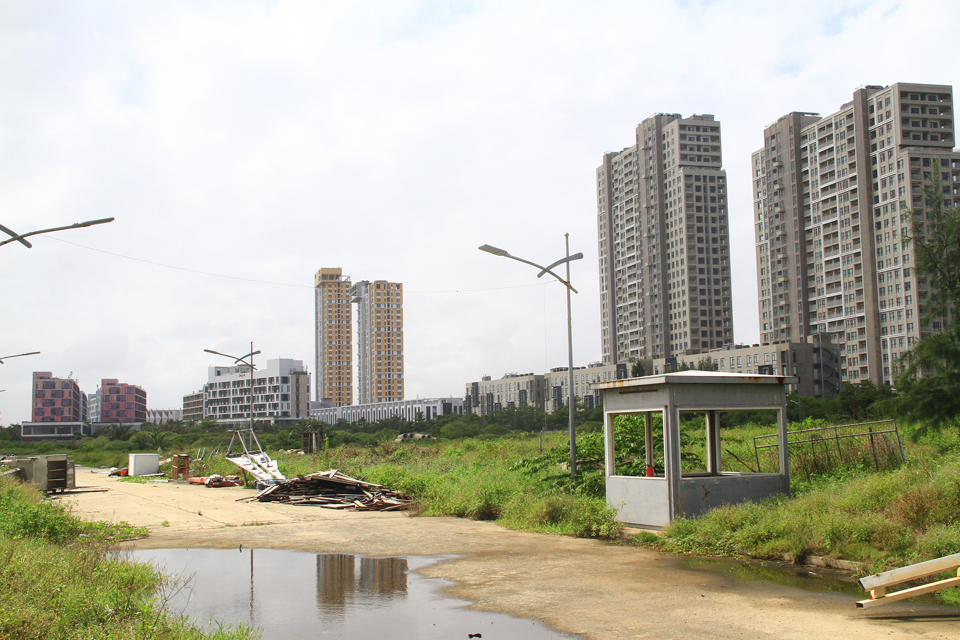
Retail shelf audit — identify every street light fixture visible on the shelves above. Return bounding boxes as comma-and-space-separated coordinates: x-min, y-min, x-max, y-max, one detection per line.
479, 235, 583, 478
0, 351, 40, 364
204, 343, 261, 432
0, 218, 115, 249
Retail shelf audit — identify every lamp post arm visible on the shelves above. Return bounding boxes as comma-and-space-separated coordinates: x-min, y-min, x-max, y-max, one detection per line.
537, 252, 583, 278
0, 223, 32, 248
499, 253, 579, 293
0, 217, 115, 249
0, 351, 40, 364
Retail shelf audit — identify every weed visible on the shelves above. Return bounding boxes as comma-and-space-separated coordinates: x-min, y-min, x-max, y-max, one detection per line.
0, 478, 255, 639
634, 531, 661, 546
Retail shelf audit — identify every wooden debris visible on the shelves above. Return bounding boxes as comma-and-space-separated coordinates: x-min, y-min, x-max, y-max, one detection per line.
240, 469, 412, 511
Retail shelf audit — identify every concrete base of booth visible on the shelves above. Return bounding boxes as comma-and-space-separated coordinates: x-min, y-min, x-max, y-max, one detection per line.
607, 473, 788, 528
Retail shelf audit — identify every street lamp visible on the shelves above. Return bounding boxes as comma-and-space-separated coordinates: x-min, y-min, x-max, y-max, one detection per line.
204, 343, 260, 432
0, 351, 40, 364
789, 397, 802, 424
479, 235, 583, 478
0, 218, 114, 249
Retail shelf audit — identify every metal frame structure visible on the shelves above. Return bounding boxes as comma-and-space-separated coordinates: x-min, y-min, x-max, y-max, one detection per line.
594, 371, 796, 528
225, 429, 285, 482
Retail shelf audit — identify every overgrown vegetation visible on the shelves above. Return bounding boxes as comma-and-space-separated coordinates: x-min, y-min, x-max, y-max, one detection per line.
643, 421, 960, 604
0, 477, 257, 639
277, 434, 623, 539
887, 159, 960, 435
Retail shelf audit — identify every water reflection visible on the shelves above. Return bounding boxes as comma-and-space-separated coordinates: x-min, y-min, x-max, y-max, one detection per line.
360, 556, 407, 597
133, 549, 583, 640
314, 554, 407, 615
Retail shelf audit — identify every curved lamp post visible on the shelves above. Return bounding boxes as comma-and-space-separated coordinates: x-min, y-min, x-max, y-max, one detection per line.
204, 343, 260, 431
0, 351, 40, 364
479, 235, 583, 478
0, 218, 114, 249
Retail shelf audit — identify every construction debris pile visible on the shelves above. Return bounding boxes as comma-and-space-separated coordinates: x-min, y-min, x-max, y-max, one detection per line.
243, 469, 411, 511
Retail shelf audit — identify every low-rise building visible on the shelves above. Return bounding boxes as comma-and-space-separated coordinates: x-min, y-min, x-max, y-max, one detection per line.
646, 333, 839, 397
466, 337, 837, 418
146, 409, 182, 424
182, 390, 204, 422
20, 421, 91, 441
465, 372, 545, 415
465, 362, 628, 416
310, 396, 463, 425
203, 358, 311, 426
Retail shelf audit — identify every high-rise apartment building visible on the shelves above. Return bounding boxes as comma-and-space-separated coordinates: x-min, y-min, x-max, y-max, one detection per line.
352, 280, 404, 404
598, 113, 734, 365
315, 268, 353, 405
31, 371, 86, 422
753, 83, 959, 386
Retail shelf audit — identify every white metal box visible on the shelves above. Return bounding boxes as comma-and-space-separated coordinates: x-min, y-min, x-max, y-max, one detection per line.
128, 453, 160, 476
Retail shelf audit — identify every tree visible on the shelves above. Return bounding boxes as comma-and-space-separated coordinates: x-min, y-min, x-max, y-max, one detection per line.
143, 424, 168, 449
836, 380, 880, 421
892, 160, 960, 433
102, 422, 132, 441
630, 360, 646, 377
697, 356, 718, 371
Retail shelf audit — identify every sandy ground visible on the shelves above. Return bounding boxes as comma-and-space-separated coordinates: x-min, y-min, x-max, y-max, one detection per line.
60, 468, 960, 640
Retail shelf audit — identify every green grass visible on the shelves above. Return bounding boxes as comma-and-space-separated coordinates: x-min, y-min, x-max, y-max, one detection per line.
0, 478, 258, 639
270, 434, 623, 539
12, 417, 960, 607
644, 426, 960, 606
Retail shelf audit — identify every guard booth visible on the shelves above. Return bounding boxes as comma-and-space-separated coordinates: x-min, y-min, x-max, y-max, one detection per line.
593, 371, 794, 528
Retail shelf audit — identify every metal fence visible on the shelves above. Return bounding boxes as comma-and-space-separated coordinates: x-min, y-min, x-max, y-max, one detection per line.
753, 420, 905, 477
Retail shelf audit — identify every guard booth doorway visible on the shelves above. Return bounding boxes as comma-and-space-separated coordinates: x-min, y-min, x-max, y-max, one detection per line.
593, 371, 794, 528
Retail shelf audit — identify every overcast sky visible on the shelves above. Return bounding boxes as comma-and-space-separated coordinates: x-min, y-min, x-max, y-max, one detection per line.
2, 0, 958, 425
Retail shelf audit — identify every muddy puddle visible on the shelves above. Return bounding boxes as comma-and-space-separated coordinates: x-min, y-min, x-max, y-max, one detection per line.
132, 549, 584, 640
680, 556, 949, 606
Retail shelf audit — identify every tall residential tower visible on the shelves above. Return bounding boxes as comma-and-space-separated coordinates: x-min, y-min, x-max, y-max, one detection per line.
352, 280, 404, 404
314, 268, 353, 405
597, 113, 734, 366
753, 83, 959, 386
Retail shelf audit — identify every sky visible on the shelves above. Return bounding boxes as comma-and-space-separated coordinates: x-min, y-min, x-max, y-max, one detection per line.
2, 0, 959, 425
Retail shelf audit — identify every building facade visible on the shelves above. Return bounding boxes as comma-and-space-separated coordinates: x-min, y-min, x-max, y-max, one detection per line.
315, 268, 353, 405
146, 408, 182, 424
91, 379, 147, 424
647, 334, 839, 398
465, 362, 627, 416
86, 390, 100, 424
598, 113, 734, 367
465, 372, 545, 415
182, 390, 204, 422
754, 83, 959, 386
310, 396, 461, 425
352, 280, 404, 404
31, 371, 86, 422
203, 358, 310, 425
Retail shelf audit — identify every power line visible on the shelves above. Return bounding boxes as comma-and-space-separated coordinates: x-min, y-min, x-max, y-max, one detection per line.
44, 236, 554, 294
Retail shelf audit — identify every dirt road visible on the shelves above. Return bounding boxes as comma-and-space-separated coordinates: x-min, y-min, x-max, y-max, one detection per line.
63, 468, 959, 640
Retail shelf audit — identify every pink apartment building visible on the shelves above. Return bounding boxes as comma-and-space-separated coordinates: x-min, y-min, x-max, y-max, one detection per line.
32, 371, 85, 422
98, 378, 147, 423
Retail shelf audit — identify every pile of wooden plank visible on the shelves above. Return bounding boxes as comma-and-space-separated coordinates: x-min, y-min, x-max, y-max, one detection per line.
242, 469, 411, 511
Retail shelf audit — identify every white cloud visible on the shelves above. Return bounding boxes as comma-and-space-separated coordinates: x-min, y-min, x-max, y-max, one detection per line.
2, 0, 958, 424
